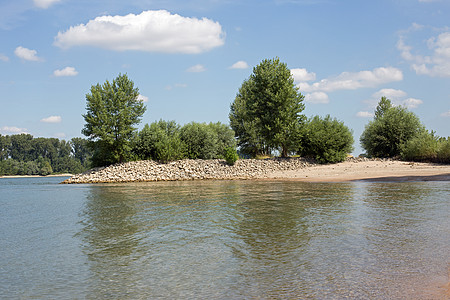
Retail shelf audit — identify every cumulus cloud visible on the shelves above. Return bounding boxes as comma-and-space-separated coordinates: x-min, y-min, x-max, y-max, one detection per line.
54, 10, 225, 54
229, 60, 249, 69
298, 67, 403, 93
291, 68, 316, 82
365, 88, 423, 110
356, 111, 374, 118
137, 94, 149, 102
165, 83, 188, 90
305, 92, 329, 104
53, 66, 78, 77
41, 116, 62, 123
402, 98, 423, 109
14, 46, 42, 61
398, 27, 450, 77
441, 110, 450, 117
0, 126, 28, 134
186, 64, 206, 72
33, 0, 60, 9
0, 53, 9, 62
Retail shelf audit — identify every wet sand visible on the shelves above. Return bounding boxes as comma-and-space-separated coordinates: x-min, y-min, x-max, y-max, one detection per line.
266, 160, 450, 182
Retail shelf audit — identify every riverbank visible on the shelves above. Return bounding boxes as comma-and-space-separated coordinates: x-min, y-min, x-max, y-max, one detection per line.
0, 173, 73, 179
61, 157, 450, 184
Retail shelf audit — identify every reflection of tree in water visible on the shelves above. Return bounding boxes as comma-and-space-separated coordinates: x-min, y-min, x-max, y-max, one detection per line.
230, 181, 355, 298
77, 185, 144, 299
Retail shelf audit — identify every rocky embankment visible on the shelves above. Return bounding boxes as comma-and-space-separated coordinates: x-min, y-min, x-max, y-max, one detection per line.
61, 157, 318, 184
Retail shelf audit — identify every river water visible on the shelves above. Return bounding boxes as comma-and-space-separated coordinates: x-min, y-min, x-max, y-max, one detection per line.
0, 177, 449, 299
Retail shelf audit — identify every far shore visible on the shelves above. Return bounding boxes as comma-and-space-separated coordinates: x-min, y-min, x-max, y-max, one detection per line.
0, 174, 73, 179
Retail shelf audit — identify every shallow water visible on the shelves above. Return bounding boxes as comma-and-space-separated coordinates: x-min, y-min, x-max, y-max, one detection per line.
1, 177, 449, 299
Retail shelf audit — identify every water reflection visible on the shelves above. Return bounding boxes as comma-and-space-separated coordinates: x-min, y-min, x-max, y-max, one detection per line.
75, 180, 449, 299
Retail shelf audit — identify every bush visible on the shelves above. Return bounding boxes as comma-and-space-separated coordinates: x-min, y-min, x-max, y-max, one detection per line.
360, 98, 424, 158
301, 115, 354, 164
437, 138, 450, 163
134, 120, 186, 163
401, 131, 439, 162
224, 147, 239, 165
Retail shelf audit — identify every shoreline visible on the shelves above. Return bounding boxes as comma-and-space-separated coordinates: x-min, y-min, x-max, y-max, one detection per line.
0, 174, 73, 179
60, 158, 450, 184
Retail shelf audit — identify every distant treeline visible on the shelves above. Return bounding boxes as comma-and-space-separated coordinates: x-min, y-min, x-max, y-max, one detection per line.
0, 134, 92, 176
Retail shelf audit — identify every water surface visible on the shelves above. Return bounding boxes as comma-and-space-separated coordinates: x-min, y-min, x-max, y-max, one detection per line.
1, 177, 449, 299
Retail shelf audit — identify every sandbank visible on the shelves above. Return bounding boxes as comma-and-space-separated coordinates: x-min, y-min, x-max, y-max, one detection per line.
265, 160, 450, 182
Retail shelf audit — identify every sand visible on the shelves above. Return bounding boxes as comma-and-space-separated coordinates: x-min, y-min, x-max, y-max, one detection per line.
265, 160, 450, 182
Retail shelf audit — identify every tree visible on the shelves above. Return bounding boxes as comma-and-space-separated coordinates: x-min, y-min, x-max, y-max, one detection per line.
230, 57, 305, 157
82, 74, 146, 166
134, 120, 186, 163
180, 122, 218, 159
360, 97, 424, 158
301, 115, 354, 163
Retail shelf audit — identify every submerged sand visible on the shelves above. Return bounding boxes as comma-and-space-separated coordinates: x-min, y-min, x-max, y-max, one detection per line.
266, 160, 450, 182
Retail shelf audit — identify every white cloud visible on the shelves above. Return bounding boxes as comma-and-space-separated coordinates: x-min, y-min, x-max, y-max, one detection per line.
14, 46, 42, 61
305, 92, 329, 104
356, 111, 374, 118
229, 61, 249, 69
33, 0, 60, 9
137, 94, 149, 102
53, 66, 78, 77
0, 126, 28, 134
41, 116, 62, 123
186, 64, 206, 72
298, 67, 403, 93
291, 68, 316, 82
0, 53, 9, 62
54, 132, 66, 138
165, 83, 188, 90
398, 29, 450, 77
402, 97, 423, 109
54, 10, 225, 54
372, 88, 407, 101
364, 88, 423, 110
441, 110, 450, 117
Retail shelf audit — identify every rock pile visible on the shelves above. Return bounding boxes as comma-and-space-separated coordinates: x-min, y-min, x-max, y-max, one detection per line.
61, 157, 316, 184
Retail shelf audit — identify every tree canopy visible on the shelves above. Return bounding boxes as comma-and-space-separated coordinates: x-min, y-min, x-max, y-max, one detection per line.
230, 57, 305, 157
360, 97, 424, 158
82, 73, 146, 166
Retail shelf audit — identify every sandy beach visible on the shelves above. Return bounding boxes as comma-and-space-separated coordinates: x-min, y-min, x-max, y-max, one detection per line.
266, 160, 450, 182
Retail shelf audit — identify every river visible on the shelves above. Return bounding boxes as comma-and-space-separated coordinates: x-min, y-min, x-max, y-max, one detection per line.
1, 177, 449, 299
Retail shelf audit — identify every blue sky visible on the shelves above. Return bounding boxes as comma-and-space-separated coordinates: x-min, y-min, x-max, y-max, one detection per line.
1, 0, 449, 155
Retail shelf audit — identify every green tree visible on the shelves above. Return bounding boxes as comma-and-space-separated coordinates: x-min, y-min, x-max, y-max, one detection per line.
180, 122, 218, 159
230, 57, 305, 157
374, 96, 392, 119
301, 115, 354, 163
71, 137, 92, 167
360, 98, 424, 158
134, 120, 186, 162
401, 130, 439, 162
82, 74, 146, 166
0, 134, 11, 161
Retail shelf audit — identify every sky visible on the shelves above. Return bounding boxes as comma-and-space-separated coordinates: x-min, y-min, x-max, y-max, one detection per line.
1, 0, 450, 155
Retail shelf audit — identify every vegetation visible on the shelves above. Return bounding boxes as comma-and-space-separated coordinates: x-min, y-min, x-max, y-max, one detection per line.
301, 115, 354, 163
133, 121, 236, 162
224, 146, 239, 166
360, 97, 424, 158
0, 134, 91, 176
230, 57, 305, 157
401, 132, 450, 163
82, 73, 146, 167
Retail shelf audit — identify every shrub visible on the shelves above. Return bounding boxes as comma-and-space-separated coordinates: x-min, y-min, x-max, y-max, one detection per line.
437, 138, 450, 163
301, 115, 354, 164
401, 131, 439, 162
180, 122, 218, 159
224, 146, 239, 165
134, 120, 186, 162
